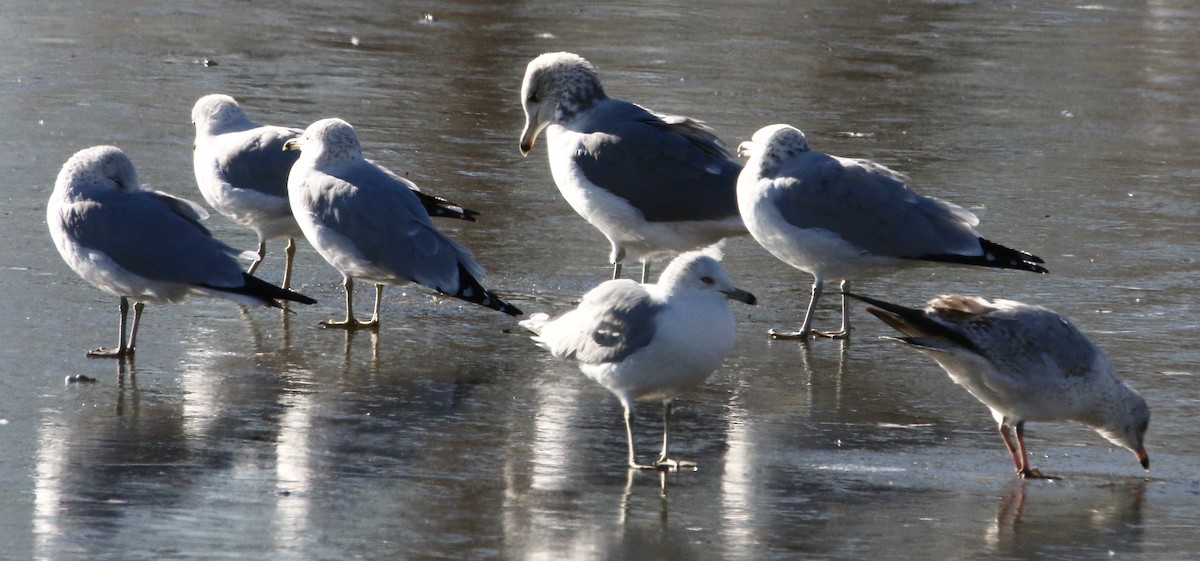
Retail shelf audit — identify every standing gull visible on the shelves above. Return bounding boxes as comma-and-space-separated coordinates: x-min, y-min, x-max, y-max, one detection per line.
192, 94, 306, 288
848, 292, 1150, 478
284, 118, 521, 329
519, 52, 746, 282
47, 146, 317, 358
519, 249, 756, 469
192, 94, 477, 289
737, 124, 1047, 340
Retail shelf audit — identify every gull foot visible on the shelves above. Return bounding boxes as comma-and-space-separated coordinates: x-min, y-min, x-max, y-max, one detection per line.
87, 347, 133, 359
1019, 467, 1060, 480
767, 328, 809, 340
654, 458, 697, 472
319, 319, 379, 331
811, 329, 850, 340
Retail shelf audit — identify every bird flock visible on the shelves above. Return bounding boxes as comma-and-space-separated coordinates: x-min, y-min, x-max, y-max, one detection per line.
46, 51, 1149, 479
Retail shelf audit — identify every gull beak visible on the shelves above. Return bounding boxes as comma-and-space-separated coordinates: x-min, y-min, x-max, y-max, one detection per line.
736, 140, 756, 159
1136, 446, 1150, 470
519, 120, 546, 157
282, 138, 302, 152
724, 288, 757, 306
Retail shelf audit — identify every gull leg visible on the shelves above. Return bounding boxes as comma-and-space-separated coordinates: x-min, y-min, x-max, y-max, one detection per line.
611, 245, 626, 280
640, 261, 652, 284
770, 277, 824, 339
322, 277, 365, 330
362, 284, 383, 329
813, 280, 851, 339
128, 302, 145, 352
624, 405, 656, 470
88, 297, 135, 358
1013, 421, 1055, 479
246, 241, 267, 275
999, 421, 1024, 473
281, 238, 296, 290
654, 400, 695, 470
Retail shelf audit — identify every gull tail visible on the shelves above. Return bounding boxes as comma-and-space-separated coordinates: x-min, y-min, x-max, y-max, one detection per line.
918, 238, 1048, 274
443, 263, 523, 316
517, 312, 552, 336
208, 274, 317, 307
844, 292, 980, 354
415, 191, 479, 222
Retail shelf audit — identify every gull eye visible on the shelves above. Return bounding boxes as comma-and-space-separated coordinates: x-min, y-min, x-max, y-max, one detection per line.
527, 92, 541, 104
701, 276, 714, 285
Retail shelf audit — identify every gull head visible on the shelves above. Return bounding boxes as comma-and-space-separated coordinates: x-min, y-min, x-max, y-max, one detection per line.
1095, 389, 1151, 471
738, 124, 810, 169
56, 145, 141, 195
519, 52, 607, 156
656, 250, 756, 305
284, 118, 363, 166
191, 94, 249, 136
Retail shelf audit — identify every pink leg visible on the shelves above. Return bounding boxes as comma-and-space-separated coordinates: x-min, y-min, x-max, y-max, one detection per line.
1012, 421, 1054, 479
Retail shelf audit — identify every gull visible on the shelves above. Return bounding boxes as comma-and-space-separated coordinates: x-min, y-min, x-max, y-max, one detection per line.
737, 124, 1047, 340
848, 292, 1150, 478
519, 249, 756, 470
284, 118, 521, 329
192, 94, 477, 288
519, 52, 746, 283
47, 146, 317, 358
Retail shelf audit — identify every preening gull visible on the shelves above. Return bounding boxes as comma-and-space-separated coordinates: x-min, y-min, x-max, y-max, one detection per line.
737, 124, 1047, 340
192, 94, 478, 289
519, 248, 756, 470
284, 118, 521, 329
519, 52, 746, 283
848, 292, 1149, 478
47, 145, 316, 358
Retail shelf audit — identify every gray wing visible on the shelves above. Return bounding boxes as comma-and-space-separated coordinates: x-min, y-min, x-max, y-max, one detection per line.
62, 189, 246, 287
545, 279, 660, 364
946, 302, 1102, 381
217, 125, 301, 199
306, 160, 483, 290
571, 99, 742, 223
766, 150, 982, 257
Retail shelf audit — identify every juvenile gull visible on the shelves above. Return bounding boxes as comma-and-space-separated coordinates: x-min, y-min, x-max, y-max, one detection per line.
848, 292, 1150, 478
737, 124, 1047, 340
519, 52, 746, 283
47, 146, 317, 358
519, 249, 756, 470
192, 94, 478, 288
285, 118, 521, 329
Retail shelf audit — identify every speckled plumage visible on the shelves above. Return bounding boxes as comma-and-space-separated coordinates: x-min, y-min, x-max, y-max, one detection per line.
849, 292, 1150, 478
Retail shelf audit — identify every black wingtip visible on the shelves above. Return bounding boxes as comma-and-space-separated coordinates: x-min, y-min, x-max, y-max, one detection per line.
918, 238, 1048, 274
229, 274, 317, 307
446, 265, 523, 317
416, 191, 480, 222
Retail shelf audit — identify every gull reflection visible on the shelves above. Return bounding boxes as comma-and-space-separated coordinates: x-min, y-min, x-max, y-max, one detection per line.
985, 478, 1146, 556
619, 468, 669, 527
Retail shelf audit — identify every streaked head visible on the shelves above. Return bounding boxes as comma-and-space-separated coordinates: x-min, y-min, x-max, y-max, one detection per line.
737, 124, 810, 164
191, 94, 248, 135
656, 250, 756, 305
519, 52, 606, 156
283, 118, 363, 165
56, 145, 141, 195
